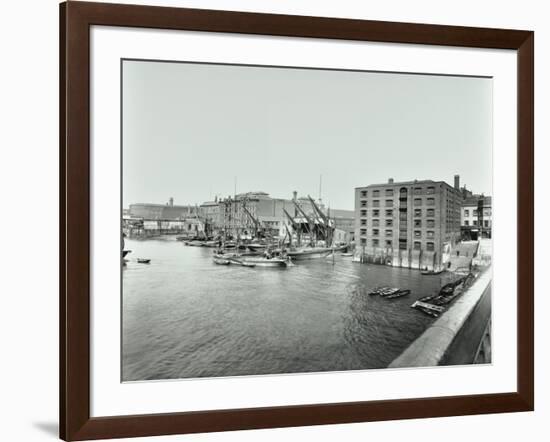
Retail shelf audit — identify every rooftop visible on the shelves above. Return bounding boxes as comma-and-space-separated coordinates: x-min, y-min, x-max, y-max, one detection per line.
129, 202, 194, 209
463, 195, 492, 206
355, 179, 444, 189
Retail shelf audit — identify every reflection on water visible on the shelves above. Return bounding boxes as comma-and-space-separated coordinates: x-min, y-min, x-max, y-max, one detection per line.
122, 238, 443, 381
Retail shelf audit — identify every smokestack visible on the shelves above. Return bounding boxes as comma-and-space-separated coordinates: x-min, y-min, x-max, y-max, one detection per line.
454, 175, 460, 190
388, 178, 394, 184
169, 197, 174, 207
292, 191, 297, 201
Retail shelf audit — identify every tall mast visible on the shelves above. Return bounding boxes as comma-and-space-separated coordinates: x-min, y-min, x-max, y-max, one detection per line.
293, 200, 315, 245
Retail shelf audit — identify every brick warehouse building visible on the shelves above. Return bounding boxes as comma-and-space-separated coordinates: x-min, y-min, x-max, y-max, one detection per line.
354, 175, 463, 271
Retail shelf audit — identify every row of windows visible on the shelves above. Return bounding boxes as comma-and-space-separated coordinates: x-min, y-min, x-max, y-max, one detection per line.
360, 208, 436, 218
359, 186, 436, 198
463, 209, 492, 217
360, 209, 394, 217
464, 220, 491, 227
359, 238, 435, 251
360, 189, 394, 197
360, 218, 436, 228
414, 209, 435, 217
360, 197, 436, 207
360, 199, 394, 208
414, 198, 435, 206
360, 229, 435, 238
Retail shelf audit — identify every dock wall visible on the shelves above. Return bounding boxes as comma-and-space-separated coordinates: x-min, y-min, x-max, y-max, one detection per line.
389, 268, 492, 368
353, 248, 438, 271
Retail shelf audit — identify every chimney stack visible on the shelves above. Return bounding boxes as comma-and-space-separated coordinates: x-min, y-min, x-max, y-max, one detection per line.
292, 191, 297, 201
454, 175, 460, 190
169, 197, 174, 207
388, 178, 394, 184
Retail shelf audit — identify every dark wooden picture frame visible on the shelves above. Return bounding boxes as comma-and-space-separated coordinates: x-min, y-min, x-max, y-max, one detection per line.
60, 1, 534, 440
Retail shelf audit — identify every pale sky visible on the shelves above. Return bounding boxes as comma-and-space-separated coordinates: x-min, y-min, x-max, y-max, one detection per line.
122, 60, 492, 211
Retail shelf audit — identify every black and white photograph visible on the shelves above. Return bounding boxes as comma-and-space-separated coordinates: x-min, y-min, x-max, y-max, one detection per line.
121, 59, 493, 382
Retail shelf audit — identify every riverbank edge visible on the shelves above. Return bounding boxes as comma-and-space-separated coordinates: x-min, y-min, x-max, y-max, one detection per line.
388, 268, 492, 368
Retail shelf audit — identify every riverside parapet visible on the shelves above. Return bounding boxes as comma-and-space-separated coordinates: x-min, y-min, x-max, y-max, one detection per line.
389, 267, 492, 368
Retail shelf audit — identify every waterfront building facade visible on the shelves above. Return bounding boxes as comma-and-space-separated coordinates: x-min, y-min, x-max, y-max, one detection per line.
461, 195, 492, 239
354, 176, 463, 271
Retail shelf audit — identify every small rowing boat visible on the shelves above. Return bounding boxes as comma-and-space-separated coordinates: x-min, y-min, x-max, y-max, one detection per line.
411, 300, 445, 318
137, 258, 151, 264
385, 289, 411, 299
421, 269, 444, 275
368, 286, 390, 296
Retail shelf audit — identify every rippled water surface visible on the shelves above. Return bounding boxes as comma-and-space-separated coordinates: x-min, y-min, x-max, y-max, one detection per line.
122, 238, 444, 381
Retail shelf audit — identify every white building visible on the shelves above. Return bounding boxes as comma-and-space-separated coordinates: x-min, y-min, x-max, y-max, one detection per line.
461, 195, 492, 239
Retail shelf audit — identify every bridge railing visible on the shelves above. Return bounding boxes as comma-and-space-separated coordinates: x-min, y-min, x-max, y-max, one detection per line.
389, 267, 492, 368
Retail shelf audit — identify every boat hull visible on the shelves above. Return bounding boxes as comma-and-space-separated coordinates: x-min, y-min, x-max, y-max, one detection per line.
230, 257, 288, 268
287, 248, 333, 260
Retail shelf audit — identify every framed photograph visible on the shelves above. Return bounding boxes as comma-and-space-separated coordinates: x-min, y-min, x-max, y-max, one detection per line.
60, 1, 534, 440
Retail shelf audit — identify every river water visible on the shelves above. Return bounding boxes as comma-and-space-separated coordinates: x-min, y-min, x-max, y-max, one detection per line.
122, 238, 444, 381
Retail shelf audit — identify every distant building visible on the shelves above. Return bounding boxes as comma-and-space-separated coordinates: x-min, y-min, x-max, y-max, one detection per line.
129, 198, 198, 220
354, 175, 463, 271
199, 200, 221, 226
461, 195, 492, 239
330, 209, 355, 243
